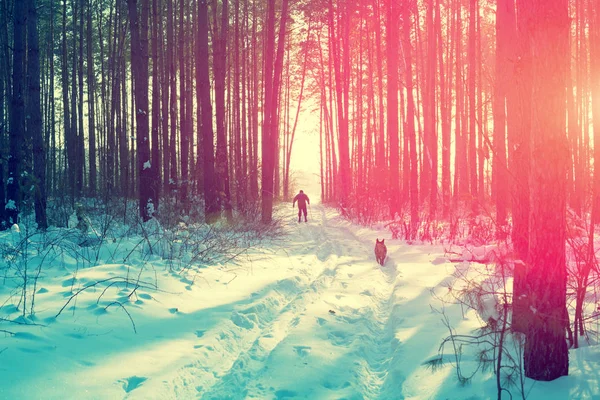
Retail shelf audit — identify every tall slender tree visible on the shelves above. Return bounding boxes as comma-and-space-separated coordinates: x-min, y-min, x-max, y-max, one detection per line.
28, 0, 47, 229
387, 0, 400, 217
198, 0, 218, 223
87, 0, 97, 196
127, 0, 154, 220
493, 0, 510, 226
214, 0, 232, 221
7, 0, 26, 226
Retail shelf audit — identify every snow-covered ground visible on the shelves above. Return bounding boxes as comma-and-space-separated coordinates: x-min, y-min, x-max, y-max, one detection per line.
1, 204, 599, 399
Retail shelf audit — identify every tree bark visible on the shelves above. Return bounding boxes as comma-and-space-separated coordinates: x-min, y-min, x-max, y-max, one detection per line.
28, 0, 47, 230
127, 0, 153, 221
150, 0, 161, 209
493, 0, 510, 226
87, 0, 97, 197
198, 0, 218, 223
523, 0, 569, 381
387, 0, 400, 217
214, 0, 232, 221
7, 0, 26, 226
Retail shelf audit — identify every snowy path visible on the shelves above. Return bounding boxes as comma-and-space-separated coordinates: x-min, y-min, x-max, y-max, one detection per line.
128, 205, 462, 399
3, 204, 599, 399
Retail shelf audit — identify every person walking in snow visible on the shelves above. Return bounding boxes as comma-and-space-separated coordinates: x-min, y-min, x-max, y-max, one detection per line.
293, 190, 310, 222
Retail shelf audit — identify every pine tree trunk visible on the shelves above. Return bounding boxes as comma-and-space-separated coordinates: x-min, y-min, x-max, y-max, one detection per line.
87, 0, 97, 197
7, 0, 26, 226
215, 0, 232, 221
127, 0, 153, 221
493, 0, 510, 226
167, 0, 177, 194
373, 0, 385, 196
261, 0, 277, 223
158, 0, 169, 195
454, 0, 468, 199
62, 0, 75, 200
71, 0, 79, 198
0, 2, 5, 227
437, 0, 451, 218
510, 0, 532, 333
78, 0, 85, 195
403, 0, 419, 235
179, 0, 189, 207
523, 0, 569, 381
198, 0, 218, 223
387, 0, 400, 217
425, 0, 437, 217
150, 0, 161, 209
249, 0, 259, 202
468, 0, 478, 202
591, 0, 600, 223
28, 0, 47, 230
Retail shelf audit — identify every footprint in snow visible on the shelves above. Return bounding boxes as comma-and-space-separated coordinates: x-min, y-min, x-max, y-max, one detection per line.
119, 376, 147, 393
293, 345, 311, 357
14, 331, 42, 341
61, 277, 77, 287
323, 380, 351, 389
275, 389, 298, 399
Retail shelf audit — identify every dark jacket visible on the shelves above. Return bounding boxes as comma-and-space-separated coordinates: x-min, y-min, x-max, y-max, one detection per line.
293, 193, 310, 209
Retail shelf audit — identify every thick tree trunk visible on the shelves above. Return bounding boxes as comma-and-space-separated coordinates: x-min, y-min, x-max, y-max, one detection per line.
591, 0, 600, 222
0, 2, 5, 227
523, 0, 569, 381
198, 0, 218, 223
510, 0, 532, 333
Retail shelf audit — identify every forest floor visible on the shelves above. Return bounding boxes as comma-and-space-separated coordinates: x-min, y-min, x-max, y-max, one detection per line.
0, 203, 599, 399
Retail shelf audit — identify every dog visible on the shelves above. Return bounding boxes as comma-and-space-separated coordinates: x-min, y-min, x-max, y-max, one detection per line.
374, 238, 387, 266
